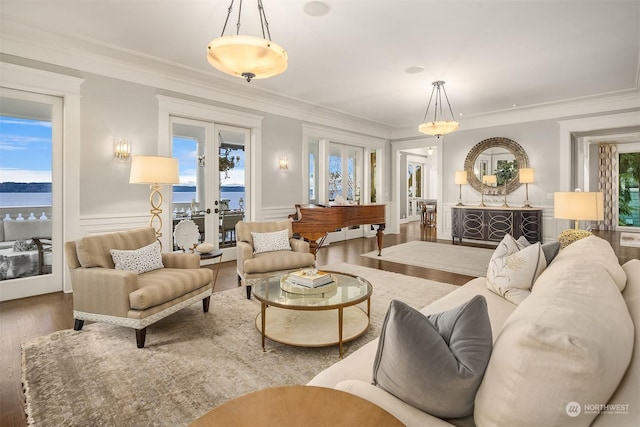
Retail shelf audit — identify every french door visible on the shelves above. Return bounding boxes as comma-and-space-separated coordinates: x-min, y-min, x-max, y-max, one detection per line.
0, 88, 63, 300
407, 161, 423, 222
170, 117, 248, 260
326, 142, 364, 242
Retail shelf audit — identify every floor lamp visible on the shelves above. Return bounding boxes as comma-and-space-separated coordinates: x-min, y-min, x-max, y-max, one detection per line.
455, 171, 467, 206
554, 191, 604, 248
520, 168, 534, 208
130, 156, 180, 248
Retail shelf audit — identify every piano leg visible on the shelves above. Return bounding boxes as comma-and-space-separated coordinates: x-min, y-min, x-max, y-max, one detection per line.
376, 224, 385, 256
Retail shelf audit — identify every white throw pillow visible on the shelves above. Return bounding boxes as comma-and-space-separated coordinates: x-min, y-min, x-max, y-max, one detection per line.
110, 241, 164, 274
487, 234, 546, 304
251, 229, 291, 254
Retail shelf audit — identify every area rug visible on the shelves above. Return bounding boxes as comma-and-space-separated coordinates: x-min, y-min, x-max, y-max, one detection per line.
22, 262, 457, 427
362, 241, 494, 277
620, 232, 640, 248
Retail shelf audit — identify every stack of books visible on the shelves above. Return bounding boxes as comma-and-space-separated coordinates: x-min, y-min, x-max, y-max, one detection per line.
287, 270, 333, 288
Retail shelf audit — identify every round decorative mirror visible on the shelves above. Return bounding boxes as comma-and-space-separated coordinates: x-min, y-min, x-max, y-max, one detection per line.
463, 137, 529, 194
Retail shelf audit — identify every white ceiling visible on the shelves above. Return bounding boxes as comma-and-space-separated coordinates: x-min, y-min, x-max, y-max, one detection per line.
1, 0, 639, 129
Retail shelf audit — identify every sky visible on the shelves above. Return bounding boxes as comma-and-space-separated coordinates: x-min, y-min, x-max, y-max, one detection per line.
0, 117, 245, 187
0, 116, 53, 183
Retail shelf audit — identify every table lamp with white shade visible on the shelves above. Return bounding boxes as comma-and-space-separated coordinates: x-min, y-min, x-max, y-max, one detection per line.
130, 156, 180, 247
480, 175, 496, 207
519, 168, 535, 208
455, 170, 468, 206
554, 190, 604, 248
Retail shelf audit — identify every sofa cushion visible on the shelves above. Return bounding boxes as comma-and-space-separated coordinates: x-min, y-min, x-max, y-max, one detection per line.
592, 259, 640, 426
335, 380, 462, 427
487, 235, 546, 304
373, 297, 492, 419
76, 227, 157, 268
130, 267, 212, 310
474, 261, 634, 427
111, 241, 164, 274
549, 235, 627, 291
516, 236, 560, 265
251, 229, 291, 254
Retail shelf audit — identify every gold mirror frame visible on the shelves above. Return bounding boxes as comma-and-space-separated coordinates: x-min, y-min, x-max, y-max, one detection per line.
463, 137, 529, 194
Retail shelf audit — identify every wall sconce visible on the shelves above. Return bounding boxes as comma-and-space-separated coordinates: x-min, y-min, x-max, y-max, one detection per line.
279, 156, 289, 171
519, 168, 535, 208
114, 137, 131, 161
454, 170, 467, 206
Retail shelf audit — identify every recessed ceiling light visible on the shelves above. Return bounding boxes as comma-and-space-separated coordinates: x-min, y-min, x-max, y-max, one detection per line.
512, 104, 518, 107
405, 66, 425, 74
304, 1, 330, 17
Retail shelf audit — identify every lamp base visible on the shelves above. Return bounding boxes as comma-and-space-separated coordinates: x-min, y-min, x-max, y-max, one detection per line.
456, 199, 464, 206
523, 200, 532, 208
501, 202, 510, 208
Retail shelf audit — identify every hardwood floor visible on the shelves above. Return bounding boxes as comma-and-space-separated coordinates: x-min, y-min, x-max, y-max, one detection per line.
0, 223, 637, 426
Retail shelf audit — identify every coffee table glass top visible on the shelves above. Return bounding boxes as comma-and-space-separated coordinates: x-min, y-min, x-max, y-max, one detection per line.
252, 272, 372, 310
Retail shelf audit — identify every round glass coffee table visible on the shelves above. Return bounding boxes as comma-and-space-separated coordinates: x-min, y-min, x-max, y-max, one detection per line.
252, 272, 372, 358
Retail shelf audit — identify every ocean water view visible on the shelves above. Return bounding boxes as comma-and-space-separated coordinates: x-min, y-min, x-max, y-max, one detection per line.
0, 192, 51, 207
0, 190, 244, 210
172, 191, 244, 211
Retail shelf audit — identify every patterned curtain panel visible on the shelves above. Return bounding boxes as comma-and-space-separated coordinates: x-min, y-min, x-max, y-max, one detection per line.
598, 143, 618, 231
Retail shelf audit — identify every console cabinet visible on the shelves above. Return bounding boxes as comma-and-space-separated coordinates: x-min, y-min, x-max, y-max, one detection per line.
451, 206, 543, 244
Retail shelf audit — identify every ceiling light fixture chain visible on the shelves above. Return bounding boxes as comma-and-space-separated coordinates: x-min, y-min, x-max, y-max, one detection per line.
418, 80, 460, 138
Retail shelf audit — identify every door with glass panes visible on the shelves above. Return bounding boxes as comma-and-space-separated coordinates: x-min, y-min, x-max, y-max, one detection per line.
170, 117, 248, 260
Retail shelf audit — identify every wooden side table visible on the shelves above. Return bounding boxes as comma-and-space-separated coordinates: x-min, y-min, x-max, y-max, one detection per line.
196, 249, 223, 292
189, 385, 403, 427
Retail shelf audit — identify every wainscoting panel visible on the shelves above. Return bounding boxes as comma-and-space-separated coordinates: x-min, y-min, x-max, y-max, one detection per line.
79, 214, 150, 236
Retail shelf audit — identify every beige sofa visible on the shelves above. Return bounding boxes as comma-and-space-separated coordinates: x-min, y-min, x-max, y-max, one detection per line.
309, 235, 639, 426
65, 227, 213, 348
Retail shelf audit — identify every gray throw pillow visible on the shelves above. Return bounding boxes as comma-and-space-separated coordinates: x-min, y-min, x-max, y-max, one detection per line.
541, 241, 560, 265
516, 236, 560, 265
372, 296, 492, 419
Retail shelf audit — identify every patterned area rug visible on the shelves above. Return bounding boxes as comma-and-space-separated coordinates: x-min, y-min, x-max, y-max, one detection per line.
362, 241, 495, 277
22, 262, 457, 427
620, 232, 640, 248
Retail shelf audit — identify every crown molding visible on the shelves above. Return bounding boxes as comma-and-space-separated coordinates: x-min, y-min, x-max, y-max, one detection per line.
0, 17, 392, 140
389, 89, 640, 141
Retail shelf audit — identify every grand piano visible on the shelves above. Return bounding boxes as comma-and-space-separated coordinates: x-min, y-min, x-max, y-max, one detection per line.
289, 204, 386, 257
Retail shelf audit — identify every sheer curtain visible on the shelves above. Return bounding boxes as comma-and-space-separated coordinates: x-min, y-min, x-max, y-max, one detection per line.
598, 143, 618, 231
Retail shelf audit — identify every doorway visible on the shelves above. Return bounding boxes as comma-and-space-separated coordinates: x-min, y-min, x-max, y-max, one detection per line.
619, 150, 640, 229
170, 117, 248, 260
0, 88, 63, 299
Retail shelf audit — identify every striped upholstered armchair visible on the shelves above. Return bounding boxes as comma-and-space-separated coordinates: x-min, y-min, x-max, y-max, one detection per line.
65, 227, 213, 348
236, 219, 316, 299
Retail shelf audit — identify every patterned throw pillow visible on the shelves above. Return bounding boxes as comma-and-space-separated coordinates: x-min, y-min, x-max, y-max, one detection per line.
110, 241, 164, 274
487, 234, 546, 304
251, 229, 291, 254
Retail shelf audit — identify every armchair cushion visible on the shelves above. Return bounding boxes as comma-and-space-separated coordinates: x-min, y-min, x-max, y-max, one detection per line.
251, 229, 291, 254
131, 267, 213, 310
111, 241, 164, 274
76, 227, 157, 268
243, 250, 315, 275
